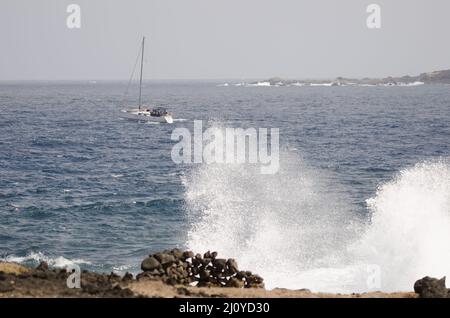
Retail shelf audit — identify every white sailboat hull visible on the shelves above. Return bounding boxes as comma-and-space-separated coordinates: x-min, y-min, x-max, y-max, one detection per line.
121, 109, 174, 124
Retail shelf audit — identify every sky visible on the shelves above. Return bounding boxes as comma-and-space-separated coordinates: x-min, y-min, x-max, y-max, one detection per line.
1, 0, 449, 80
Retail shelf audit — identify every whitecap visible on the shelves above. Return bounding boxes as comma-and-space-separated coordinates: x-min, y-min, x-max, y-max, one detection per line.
1, 251, 92, 268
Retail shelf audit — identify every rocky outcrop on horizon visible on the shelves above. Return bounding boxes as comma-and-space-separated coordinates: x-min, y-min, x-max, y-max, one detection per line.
417, 69, 450, 84
234, 69, 450, 87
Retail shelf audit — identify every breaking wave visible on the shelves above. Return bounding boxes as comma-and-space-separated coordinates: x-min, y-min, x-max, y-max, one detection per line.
183, 151, 364, 292
1, 251, 92, 268
184, 152, 450, 293
355, 160, 450, 291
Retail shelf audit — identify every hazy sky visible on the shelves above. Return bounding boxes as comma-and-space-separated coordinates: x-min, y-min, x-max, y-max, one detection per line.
1, 0, 449, 80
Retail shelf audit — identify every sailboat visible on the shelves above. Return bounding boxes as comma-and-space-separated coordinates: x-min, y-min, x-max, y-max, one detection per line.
121, 37, 174, 124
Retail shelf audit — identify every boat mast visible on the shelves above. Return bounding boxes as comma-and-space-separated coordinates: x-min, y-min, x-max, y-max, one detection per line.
138, 36, 145, 110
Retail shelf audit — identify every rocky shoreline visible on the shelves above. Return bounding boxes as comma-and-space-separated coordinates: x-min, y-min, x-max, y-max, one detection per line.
0, 248, 447, 298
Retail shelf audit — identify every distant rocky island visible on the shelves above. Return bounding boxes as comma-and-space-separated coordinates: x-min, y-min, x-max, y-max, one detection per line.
223, 69, 450, 87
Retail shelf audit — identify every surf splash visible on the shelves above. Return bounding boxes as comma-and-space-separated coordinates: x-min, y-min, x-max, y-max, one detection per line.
0, 251, 91, 268
183, 151, 364, 291
356, 160, 450, 291
184, 153, 450, 293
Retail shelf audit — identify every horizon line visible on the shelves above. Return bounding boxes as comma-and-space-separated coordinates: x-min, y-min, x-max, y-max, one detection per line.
0, 68, 448, 83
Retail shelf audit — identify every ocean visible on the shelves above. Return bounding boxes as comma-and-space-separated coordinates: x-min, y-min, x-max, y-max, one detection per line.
1, 81, 449, 293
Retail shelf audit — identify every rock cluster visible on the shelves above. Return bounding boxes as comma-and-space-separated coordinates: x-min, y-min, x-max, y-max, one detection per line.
138, 249, 264, 288
414, 276, 449, 298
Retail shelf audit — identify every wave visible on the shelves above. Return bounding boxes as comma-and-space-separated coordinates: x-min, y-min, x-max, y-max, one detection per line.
384, 81, 425, 87
1, 251, 91, 268
310, 83, 334, 87
183, 147, 450, 292
183, 150, 364, 292
232, 82, 275, 87
354, 160, 450, 291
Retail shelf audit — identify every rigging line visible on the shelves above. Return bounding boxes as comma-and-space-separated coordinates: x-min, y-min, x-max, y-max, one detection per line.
138, 37, 145, 110
121, 42, 143, 108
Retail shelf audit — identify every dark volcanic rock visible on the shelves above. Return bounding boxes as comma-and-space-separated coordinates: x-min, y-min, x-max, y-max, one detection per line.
157, 253, 176, 265
182, 251, 194, 260
226, 259, 238, 274
108, 272, 121, 282
236, 271, 247, 280
246, 273, 265, 288
199, 269, 211, 281
201, 258, 212, 267
213, 258, 227, 271
136, 271, 154, 281
414, 276, 448, 298
141, 256, 161, 271
138, 249, 264, 289
36, 261, 49, 271
170, 248, 183, 260
122, 272, 133, 282
227, 277, 245, 288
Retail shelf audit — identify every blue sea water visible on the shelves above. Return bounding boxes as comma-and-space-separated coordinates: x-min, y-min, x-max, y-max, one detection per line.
1, 81, 449, 291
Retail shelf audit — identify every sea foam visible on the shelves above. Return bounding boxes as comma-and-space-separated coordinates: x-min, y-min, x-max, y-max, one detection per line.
1, 251, 91, 268
184, 150, 450, 292
355, 160, 450, 291
183, 151, 363, 292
